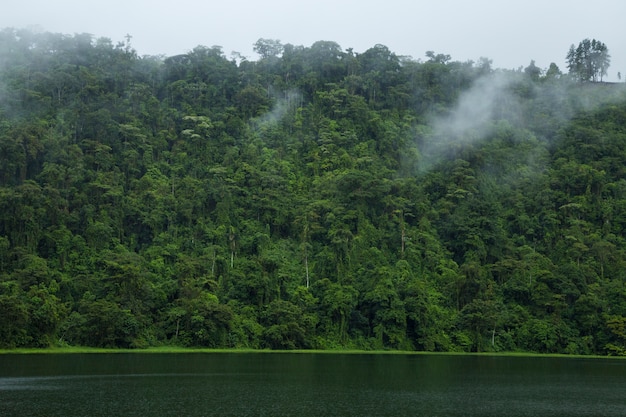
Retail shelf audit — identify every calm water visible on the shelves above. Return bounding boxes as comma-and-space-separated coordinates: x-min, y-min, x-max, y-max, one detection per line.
1, 352, 625, 416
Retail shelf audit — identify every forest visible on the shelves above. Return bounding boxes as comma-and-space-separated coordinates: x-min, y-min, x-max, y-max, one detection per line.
1, 28, 626, 354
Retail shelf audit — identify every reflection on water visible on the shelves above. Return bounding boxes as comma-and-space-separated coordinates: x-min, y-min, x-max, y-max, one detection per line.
1, 353, 625, 416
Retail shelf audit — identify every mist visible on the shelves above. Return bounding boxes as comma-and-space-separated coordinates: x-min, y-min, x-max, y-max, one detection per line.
252, 89, 303, 132
431, 71, 518, 143
418, 71, 626, 172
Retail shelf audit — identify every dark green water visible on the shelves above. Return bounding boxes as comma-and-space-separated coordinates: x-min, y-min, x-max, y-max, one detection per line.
1, 352, 625, 416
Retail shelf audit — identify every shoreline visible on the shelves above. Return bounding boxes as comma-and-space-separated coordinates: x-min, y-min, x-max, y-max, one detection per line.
1, 346, 624, 360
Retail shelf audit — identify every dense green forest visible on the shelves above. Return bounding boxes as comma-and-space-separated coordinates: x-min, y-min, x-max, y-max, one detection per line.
1, 28, 626, 354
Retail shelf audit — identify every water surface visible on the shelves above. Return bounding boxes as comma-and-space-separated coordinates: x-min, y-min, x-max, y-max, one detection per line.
1, 353, 624, 416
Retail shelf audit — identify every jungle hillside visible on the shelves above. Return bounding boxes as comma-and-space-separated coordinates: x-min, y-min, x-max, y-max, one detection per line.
1, 29, 626, 355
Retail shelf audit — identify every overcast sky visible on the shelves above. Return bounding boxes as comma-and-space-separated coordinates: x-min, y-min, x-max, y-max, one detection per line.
3, 0, 626, 80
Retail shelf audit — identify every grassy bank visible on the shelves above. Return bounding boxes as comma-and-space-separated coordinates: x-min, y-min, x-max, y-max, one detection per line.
1, 346, 625, 359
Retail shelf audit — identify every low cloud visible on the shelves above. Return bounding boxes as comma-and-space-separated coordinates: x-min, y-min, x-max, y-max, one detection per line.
431, 71, 518, 142
419, 71, 626, 172
253, 89, 302, 130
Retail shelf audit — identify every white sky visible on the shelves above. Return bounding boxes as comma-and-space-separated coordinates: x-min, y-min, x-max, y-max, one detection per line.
3, 0, 626, 81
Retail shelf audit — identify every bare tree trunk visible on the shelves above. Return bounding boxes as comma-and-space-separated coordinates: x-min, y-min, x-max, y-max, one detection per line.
229, 228, 236, 268
305, 253, 309, 288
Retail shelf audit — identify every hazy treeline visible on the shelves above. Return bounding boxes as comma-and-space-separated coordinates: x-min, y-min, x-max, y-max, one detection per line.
1, 28, 626, 354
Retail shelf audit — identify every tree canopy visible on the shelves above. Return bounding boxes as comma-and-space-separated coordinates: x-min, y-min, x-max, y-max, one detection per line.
566, 38, 611, 82
1, 28, 626, 355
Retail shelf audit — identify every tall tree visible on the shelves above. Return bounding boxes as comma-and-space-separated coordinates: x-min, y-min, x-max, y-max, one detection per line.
566, 38, 610, 82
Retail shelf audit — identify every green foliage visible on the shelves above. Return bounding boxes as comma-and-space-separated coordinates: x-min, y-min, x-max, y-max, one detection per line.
566, 39, 611, 82
1, 28, 626, 355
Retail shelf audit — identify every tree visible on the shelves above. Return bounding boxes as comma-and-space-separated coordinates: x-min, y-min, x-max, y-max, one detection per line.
524, 60, 541, 81
0, 290, 30, 347
566, 39, 610, 82
253, 38, 283, 60
260, 299, 312, 349
544, 63, 562, 80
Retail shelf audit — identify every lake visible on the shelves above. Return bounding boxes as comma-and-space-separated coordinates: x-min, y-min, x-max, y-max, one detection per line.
1, 352, 625, 416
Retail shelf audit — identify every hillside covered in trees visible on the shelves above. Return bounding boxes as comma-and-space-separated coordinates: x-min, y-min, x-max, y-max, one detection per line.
2, 29, 626, 354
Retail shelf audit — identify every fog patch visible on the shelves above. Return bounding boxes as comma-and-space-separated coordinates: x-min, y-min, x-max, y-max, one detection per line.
252, 89, 303, 131
432, 71, 519, 143
418, 71, 626, 172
